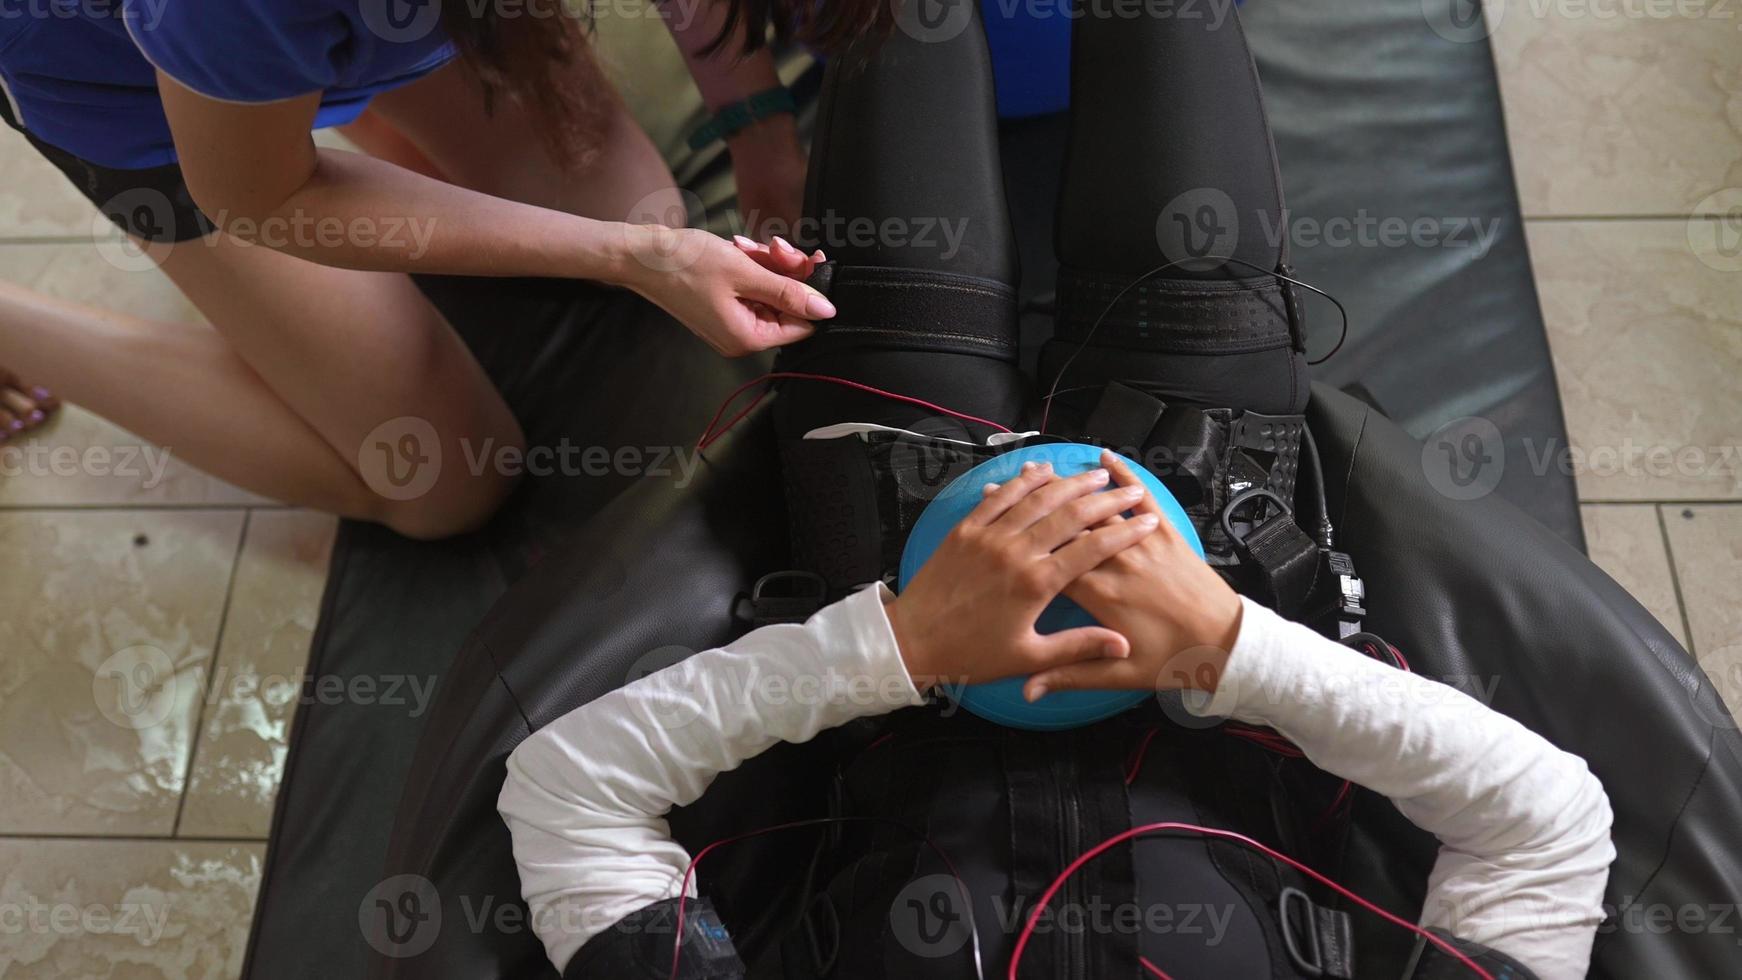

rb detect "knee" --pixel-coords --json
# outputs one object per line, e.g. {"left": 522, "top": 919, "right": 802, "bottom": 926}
{"left": 368, "top": 466, "right": 521, "bottom": 541}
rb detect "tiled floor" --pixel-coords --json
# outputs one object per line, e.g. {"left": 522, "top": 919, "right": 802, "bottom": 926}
{"left": 1, "top": 5, "right": 1739, "bottom": 978}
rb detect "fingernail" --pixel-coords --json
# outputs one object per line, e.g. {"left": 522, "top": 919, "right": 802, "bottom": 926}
{"left": 1021, "top": 461, "right": 1037, "bottom": 473}
{"left": 1137, "top": 514, "right": 1161, "bottom": 527}
{"left": 31, "top": 386, "right": 51, "bottom": 400}
{"left": 805, "top": 293, "right": 837, "bottom": 319}
{"left": 812, "top": 249, "right": 827, "bottom": 263}
{"left": 774, "top": 237, "right": 798, "bottom": 254}
{"left": 1037, "top": 462, "right": 1053, "bottom": 474}
{"left": 1119, "top": 485, "right": 1145, "bottom": 498}
{"left": 1090, "top": 468, "right": 1109, "bottom": 482}
{"left": 28, "top": 410, "right": 44, "bottom": 424}
{"left": 8, "top": 419, "right": 22, "bottom": 432}
{"left": 983, "top": 482, "right": 1000, "bottom": 494}
{"left": 1027, "top": 684, "right": 1047, "bottom": 702}
{"left": 732, "top": 235, "right": 756, "bottom": 249}
{"left": 1105, "top": 641, "right": 1125, "bottom": 657}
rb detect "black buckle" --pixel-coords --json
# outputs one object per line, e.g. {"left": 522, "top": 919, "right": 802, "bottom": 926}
{"left": 1220, "top": 486, "right": 1292, "bottom": 544}
{"left": 1278, "top": 886, "right": 1355, "bottom": 980}
{"left": 736, "top": 570, "right": 828, "bottom": 627}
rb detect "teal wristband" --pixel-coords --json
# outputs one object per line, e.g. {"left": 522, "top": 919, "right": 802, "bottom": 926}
{"left": 687, "top": 86, "right": 797, "bottom": 151}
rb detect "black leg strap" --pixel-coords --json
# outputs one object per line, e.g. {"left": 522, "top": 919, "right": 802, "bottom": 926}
{"left": 1055, "top": 266, "right": 1300, "bottom": 356}
{"left": 803, "top": 262, "right": 1020, "bottom": 361}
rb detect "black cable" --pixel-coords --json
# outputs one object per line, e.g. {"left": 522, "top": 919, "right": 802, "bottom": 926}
{"left": 1301, "top": 424, "right": 1334, "bottom": 549}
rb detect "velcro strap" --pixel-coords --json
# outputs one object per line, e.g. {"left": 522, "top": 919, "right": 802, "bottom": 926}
{"left": 1084, "top": 381, "right": 1168, "bottom": 455}
{"left": 565, "top": 897, "right": 744, "bottom": 979}
{"left": 809, "top": 264, "right": 1019, "bottom": 360}
{"left": 1236, "top": 512, "right": 1321, "bottom": 616}
{"left": 1055, "top": 266, "right": 1295, "bottom": 355}
{"left": 1148, "top": 405, "right": 1227, "bottom": 508}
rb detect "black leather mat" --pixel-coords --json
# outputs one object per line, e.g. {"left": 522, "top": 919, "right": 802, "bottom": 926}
{"left": 243, "top": 3, "right": 1579, "bottom": 976}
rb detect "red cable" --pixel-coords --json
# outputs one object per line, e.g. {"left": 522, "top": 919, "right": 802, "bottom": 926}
{"left": 696, "top": 371, "right": 1016, "bottom": 451}
{"left": 1139, "top": 955, "right": 1175, "bottom": 979}
{"left": 1006, "top": 821, "right": 1496, "bottom": 980}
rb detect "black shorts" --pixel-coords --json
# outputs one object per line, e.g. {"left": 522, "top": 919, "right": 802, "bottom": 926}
{"left": 1, "top": 97, "right": 213, "bottom": 244}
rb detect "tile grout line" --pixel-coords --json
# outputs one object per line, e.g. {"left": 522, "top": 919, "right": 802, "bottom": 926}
{"left": 1654, "top": 504, "right": 1700, "bottom": 659}
{"left": 1522, "top": 213, "right": 1726, "bottom": 223}
{"left": 0, "top": 503, "right": 281, "bottom": 512}
{"left": 171, "top": 508, "right": 254, "bottom": 838}
{"left": 0, "top": 832, "right": 268, "bottom": 844}
{"left": 1581, "top": 499, "right": 1742, "bottom": 507}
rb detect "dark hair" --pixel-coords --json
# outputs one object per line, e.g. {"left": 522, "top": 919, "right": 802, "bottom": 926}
{"left": 440, "top": 0, "right": 893, "bottom": 162}
{"left": 701, "top": 0, "right": 896, "bottom": 57}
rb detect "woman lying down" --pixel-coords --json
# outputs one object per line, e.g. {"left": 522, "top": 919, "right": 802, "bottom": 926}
{"left": 498, "top": 454, "right": 1614, "bottom": 980}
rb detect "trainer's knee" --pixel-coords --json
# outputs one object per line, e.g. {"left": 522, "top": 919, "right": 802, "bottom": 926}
{"left": 354, "top": 463, "right": 522, "bottom": 542}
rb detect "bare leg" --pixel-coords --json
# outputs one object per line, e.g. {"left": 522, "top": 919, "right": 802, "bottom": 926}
{"left": 366, "top": 56, "right": 684, "bottom": 224}
{"left": 336, "top": 108, "right": 450, "bottom": 182}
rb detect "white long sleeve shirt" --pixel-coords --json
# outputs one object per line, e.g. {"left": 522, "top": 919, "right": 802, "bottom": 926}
{"left": 498, "top": 587, "right": 1614, "bottom": 978}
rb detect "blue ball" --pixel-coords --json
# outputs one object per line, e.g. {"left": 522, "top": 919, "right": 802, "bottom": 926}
{"left": 897, "top": 443, "right": 1203, "bottom": 731}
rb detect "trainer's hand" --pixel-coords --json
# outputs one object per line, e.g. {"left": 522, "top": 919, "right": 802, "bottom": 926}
{"left": 732, "top": 234, "right": 826, "bottom": 280}
{"left": 1023, "top": 451, "right": 1244, "bottom": 703}
{"left": 620, "top": 225, "right": 836, "bottom": 356}
{"left": 884, "top": 460, "right": 1163, "bottom": 690}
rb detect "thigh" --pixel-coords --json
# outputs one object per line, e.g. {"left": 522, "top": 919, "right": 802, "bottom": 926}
{"left": 153, "top": 233, "right": 524, "bottom": 522}
{"left": 364, "top": 57, "right": 678, "bottom": 222}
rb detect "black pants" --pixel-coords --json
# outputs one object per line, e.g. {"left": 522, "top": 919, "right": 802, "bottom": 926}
{"left": 773, "top": 1, "right": 1307, "bottom": 441}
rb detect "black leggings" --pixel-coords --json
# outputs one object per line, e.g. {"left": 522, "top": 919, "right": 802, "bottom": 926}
{"left": 772, "top": 1, "right": 1306, "bottom": 441}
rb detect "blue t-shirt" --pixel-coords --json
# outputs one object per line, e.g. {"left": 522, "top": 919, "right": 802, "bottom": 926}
{"left": 0, "top": 0, "right": 454, "bottom": 168}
